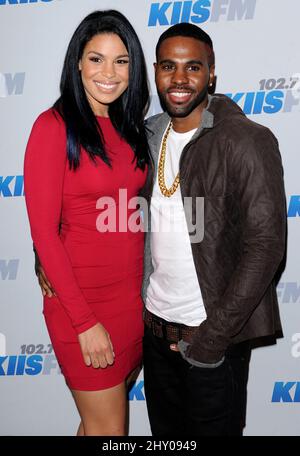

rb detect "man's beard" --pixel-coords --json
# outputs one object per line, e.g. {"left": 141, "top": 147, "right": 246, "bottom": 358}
{"left": 157, "top": 84, "right": 209, "bottom": 118}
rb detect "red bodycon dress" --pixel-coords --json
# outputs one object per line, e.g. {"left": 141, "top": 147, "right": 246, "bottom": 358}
{"left": 24, "top": 109, "right": 146, "bottom": 390}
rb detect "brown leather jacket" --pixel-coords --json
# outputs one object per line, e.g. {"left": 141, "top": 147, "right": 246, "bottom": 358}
{"left": 141, "top": 94, "right": 286, "bottom": 364}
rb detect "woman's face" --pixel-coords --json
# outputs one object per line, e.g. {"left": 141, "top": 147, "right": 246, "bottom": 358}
{"left": 79, "top": 33, "right": 129, "bottom": 117}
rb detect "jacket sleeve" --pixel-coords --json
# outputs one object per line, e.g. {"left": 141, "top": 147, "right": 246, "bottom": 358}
{"left": 24, "top": 110, "right": 99, "bottom": 335}
{"left": 185, "top": 127, "right": 286, "bottom": 364}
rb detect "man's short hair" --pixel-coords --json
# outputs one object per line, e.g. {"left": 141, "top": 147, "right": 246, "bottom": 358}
{"left": 156, "top": 23, "right": 215, "bottom": 66}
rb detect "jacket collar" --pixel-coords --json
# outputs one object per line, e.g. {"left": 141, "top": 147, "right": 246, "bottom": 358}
{"left": 146, "top": 93, "right": 245, "bottom": 160}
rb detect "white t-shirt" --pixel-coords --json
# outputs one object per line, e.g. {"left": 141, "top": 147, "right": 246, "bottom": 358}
{"left": 146, "top": 125, "right": 207, "bottom": 326}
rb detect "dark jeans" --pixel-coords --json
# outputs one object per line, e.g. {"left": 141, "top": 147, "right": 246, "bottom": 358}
{"left": 143, "top": 325, "right": 251, "bottom": 436}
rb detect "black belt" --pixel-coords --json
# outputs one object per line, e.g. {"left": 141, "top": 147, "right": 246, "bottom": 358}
{"left": 144, "top": 308, "right": 198, "bottom": 343}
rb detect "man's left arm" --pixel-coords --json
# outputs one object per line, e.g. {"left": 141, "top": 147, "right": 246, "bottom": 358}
{"left": 180, "top": 128, "right": 286, "bottom": 365}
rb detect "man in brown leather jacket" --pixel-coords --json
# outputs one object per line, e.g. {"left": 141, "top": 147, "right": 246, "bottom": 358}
{"left": 141, "top": 23, "right": 286, "bottom": 436}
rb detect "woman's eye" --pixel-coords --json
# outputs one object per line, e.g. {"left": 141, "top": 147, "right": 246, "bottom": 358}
{"left": 116, "top": 59, "right": 129, "bottom": 64}
{"left": 89, "top": 57, "right": 102, "bottom": 63}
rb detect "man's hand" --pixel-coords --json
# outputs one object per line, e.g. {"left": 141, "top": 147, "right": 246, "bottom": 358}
{"left": 37, "top": 266, "right": 56, "bottom": 297}
{"left": 170, "top": 332, "right": 194, "bottom": 352}
{"left": 78, "top": 323, "right": 115, "bottom": 369}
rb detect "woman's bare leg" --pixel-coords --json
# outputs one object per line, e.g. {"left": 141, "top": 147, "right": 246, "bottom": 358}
{"left": 76, "top": 421, "right": 85, "bottom": 436}
{"left": 71, "top": 382, "right": 127, "bottom": 436}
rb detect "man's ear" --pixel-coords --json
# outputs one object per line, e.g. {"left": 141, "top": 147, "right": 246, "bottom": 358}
{"left": 209, "top": 64, "right": 215, "bottom": 85}
{"left": 153, "top": 62, "right": 157, "bottom": 72}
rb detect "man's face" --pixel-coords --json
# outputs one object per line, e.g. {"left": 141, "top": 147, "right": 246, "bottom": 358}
{"left": 155, "top": 36, "right": 214, "bottom": 119}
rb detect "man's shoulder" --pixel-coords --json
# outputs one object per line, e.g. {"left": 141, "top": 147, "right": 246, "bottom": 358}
{"left": 214, "top": 103, "right": 278, "bottom": 147}
{"left": 230, "top": 115, "right": 278, "bottom": 145}
{"left": 145, "top": 112, "right": 169, "bottom": 130}
{"left": 212, "top": 94, "right": 277, "bottom": 143}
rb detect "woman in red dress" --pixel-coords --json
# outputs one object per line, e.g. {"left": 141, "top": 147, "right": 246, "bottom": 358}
{"left": 24, "top": 10, "right": 150, "bottom": 436}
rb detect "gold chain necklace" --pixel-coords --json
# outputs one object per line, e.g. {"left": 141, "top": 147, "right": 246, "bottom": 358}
{"left": 158, "top": 121, "right": 180, "bottom": 197}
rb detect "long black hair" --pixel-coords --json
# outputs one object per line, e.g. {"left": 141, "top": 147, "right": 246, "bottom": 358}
{"left": 53, "top": 10, "right": 150, "bottom": 170}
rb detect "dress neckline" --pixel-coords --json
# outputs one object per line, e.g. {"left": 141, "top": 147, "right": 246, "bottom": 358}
{"left": 96, "top": 115, "right": 111, "bottom": 120}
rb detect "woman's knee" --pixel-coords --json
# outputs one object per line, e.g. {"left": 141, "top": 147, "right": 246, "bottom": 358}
{"left": 71, "top": 383, "right": 127, "bottom": 436}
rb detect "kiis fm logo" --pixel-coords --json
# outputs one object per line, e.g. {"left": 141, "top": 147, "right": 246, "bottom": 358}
{"left": 277, "top": 283, "right": 300, "bottom": 305}
{"left": 128, "top": 381, "right": 146, "bottom": 401}
{"left": 0, "top": 0, "right": 53, "bottom": 5}
{"left": 226, "top": 75, "right": 300, "bottom": 115}
{"left": 287, "top": 196, "right": 300, "bottom": 217}
{"left": 0, "top": 176, "right": 24, "bottom": 197}
{"left": 0, "top": 260, "right": 19, "bottom": 280}
{"left": 0, "top": 341, "right": 60, "bottom": 376}
{"left": 0, "top": 73, "right": 25, "bottom": 97}
{"left": 148, "top": 0, "right": 256, "bottom": 26}
{"left": 271, "top": 335, "right": 300, "bottom": 403}
{"left": 0, "top": 354, "right": 60, "bottom": 375}
{"left": 272, "top": 383, "right": 300, "bottom": 402}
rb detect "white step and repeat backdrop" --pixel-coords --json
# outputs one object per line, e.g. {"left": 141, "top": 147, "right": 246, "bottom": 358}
{"left": 1, "top": 0, "right": 300, "bottom": 436}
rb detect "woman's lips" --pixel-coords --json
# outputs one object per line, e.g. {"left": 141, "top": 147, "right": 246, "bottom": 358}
{"left": 94, "top": 81, "right": 119, "bottom": 92}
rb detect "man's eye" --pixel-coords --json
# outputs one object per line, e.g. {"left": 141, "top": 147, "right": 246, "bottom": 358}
{"left": 187, "top": 65, "right": 200, "bottom": 71}
{"left": 162, "top": 64, "right": 174, "bottom": 71}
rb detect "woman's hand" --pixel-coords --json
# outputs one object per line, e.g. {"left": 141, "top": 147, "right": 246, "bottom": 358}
{"left": 37, "top": 266, "right": 56, "bottom": 297}
{"left": 78, "top": 323, "right": 115, "bottom": 369}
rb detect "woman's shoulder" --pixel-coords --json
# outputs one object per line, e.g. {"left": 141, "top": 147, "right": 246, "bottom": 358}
{"left": 29, "top": 108, "right": 66, "bottom": 150}
{"left": 33, "top": 108, "right": 64, "bottom": 129}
